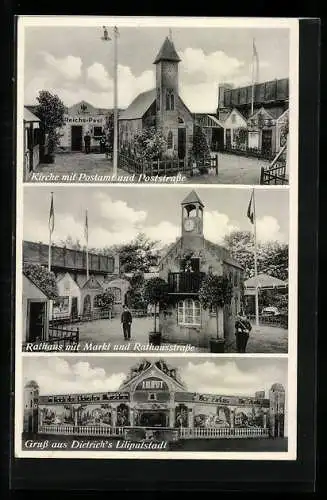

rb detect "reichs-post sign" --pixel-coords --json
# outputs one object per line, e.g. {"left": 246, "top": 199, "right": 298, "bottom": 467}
{"left": 64, "top": 115, "right": 105, "bottom": 125}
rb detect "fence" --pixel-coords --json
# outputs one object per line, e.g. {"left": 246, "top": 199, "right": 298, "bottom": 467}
{"left": 248, "top": 314, "right": 288, "bottom": 329}
{"left": 260, "top": 162, "right": 288, "bottom": 185}
{"left": 48, "top": 325, "right": 79, "bottom": 347}
{"left": 179, "top": 427, "right": 269, "bottom": 439}
{"left": 50, "top": 309, "right": 112, "bottom": 326}
{"left": 119, "top": 152, "right": 218, "bottom": 177}
{"left": 222, "top": 145, "right": 274, "bottom": 161}
{"left": 38, "top": 424, "right": 124, "bottom": 437}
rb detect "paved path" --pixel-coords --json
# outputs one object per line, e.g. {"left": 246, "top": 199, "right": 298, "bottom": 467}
{"left": 67, "top": 317, "right": 287, "bottom": 353}
{"left": 26, "top": 152, "right": 270, "bottom": 185}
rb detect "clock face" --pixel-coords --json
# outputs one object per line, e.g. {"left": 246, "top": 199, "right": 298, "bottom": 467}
{"left": 184, "top": 218, "right": 195, "bottom": 232}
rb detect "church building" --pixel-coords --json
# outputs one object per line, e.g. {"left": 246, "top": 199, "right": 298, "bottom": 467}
{"left": 119, "top": 36, "right": 194, "bottom": 162}
{"left": 158, "top": 191, "right": 243, "bottom": 350}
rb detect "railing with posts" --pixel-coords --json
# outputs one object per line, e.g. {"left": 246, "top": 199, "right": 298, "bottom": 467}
{"left": 248, "top": 314, "right": 288, "bottom": 329}
{"left": 119, "top": 152, "right": 189, "bottom": 176}
{"left": 168, "top": 272, "right": 206, "bottom": 293}
{"left": 48, "top": 325, "right": 79, "bottom": 346}
{"left": 260, "top": 143, "right": 288, "bottom": 185}
{"left": 38, "top": 425, "right": 124, "bottom": 437}
{"left": 179, "top": 427, "right": 270, "bottom": 439}
{"left": 50, "top": 309, "right": 112, "bottom": 326}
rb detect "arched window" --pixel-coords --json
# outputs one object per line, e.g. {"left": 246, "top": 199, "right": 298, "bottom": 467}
{"left": 166, "top": 89, "right": 174, "bottom": 111}
{"left": 167, "top": 130, "right": 173, "bottom": 149}
{"left": 156, "top": 88, "right": 160, "bottom": 111}
{"left": 178, "top": 299, "right": 201, "bottom": 326}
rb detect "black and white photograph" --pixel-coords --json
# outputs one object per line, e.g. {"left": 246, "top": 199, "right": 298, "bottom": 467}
{"left": 19, "top": 356, "right": 289, "bottom": 457}
{"left": 18, "top": 17, "right": 297, "bottom": 185}
{"left": 21, "top": 186, "right": 289, "bottom": 354}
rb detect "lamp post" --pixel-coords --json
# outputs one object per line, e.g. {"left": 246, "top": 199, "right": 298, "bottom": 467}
{"left": 101, "top": 26, "right": 119, "bottom": 176}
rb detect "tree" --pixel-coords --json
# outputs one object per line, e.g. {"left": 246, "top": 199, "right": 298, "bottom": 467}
{"left": 35, "top": 90, "right": 65, "bottom": 154}
{"left": 106, "top": 233, "right": 161, "bottom": 274}
{"left": 95, "top": 290, "right": 115, "bottom": 310}
{"left": 198, "top": 275, "right": 233, "bottom": 339}
{"left": 124, "top": 271, "right": 147, "bottom": 310}
{"left": 191, "top": 125, "right": 211, "bottom": 165}
{"left": 59, "top": 236, "right": 84, "bottom": 251}
{"left": 143, "top": 277, "right": 169, "bottom": 333}
{"left": 104, "top": 112, "right": 114, "bottom": 152}
{"left": 134, "top": 127, "right": 167, "bottom": 161}
{"left": 23, "top": 263, "right": 58, "bottom": 299}
{"left": 223, "top": 230, "right": 289, "bottom": 281}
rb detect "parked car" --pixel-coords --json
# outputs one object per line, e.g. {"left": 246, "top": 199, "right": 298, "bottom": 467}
{"left": 261, "top": 306, "right": 280, "bottom": 317}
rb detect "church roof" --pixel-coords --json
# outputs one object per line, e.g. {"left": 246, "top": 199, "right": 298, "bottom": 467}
{"left": 119, "top": 89, "right": 156, "bottom": 120}
{"left": 181, "top": 190, "right": 204, "bottom": 207}
{"left": 153, "top": 37, "right": 181, "bottom": 64}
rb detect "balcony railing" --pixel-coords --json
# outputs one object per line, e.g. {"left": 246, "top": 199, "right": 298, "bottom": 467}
{"left": 168, "top": 272, "right": 206, "bottom": 293}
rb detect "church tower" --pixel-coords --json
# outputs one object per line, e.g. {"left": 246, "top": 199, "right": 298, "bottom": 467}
{"left": 23, "top": 380, "right": 39, "bottom": 433}
{"left": 181, "top": 190, "right": 205, "bottom": 252}
{"left": 153, "top": 35, "right": 181, "bottom": 130}
{"left": 269, "top": 383, "right": 285, "bottom": 438}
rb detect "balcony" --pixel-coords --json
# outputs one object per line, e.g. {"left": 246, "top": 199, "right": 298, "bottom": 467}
{"left": 167, "top": 272, "right": 206, "bottom": 293}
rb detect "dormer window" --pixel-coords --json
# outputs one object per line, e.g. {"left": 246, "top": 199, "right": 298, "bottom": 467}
{"left": 148, "top": 393, "right": 157, "bottom": 401}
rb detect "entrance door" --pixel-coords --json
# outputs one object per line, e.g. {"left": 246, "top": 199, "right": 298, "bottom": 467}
{"left": 83, "top": 295, "right": 91, "bottom": 316}
{"left": 139, "top": 411, "right": 167, "bottom": 427}
{"left": 225, "top": 129, "right": 232, "bottom": 148}
{"left": 261, "top": 129, "right": 272, "bottom": 157}
{"left": 71, "top": 126, "right": 83, "bottom": 151}
{"left": 28, "top": 302, "right": 46, "bottom": 342}
{"left": 212, "top": 128, "right": 224, "bottom": 151}
{"left": 71, "top": 297, "right": 78, "bottom": 320}
{"left": 178, "top": 128, "right": 186, "bottom": 159}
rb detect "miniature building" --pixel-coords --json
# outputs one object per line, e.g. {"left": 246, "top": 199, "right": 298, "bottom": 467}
{"left": 23, "top": 380, "right": 39, "bottom": 433}
{"left": 158, "top": 190, "right": 243, "bottom": 349}
{"left": 24, "top": 107, "right": 41, "bottom": 177}
{"left": 23, "top": 360, "right": 285, "bottom": 441}
{"left": 119, "top": 36, "right": 194, "bottom": 162}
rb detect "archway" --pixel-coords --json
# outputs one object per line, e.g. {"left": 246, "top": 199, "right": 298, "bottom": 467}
{"left": 83, "top": 295, "right": 91, "bottom": 316}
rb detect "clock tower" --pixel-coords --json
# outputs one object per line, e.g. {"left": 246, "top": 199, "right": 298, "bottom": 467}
{"left": 181, "top": 190, "right": 204, "bottom": 250}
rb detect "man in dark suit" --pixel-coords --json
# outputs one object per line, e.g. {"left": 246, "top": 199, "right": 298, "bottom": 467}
{"left": 235, "top": 312, "right": 252, "bottom": 353}
{"left": 84, "top": 131, "right": 91, "bottom": 154}
{"left": 121, "top": 305, "right": 132, "bottom": 340}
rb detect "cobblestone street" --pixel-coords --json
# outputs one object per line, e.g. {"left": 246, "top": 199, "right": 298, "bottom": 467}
{"left": 66, "top": 316, "right": 287, "bottom": 353}
{"left": 26, "top": 152, "right": 270, "bottom": 185}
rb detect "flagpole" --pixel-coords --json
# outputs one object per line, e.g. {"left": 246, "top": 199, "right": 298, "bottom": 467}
{"left": 113, "top": 26, "right": 118, "bottom": 177}
{"left": 251, "top": 39, "right": 255, "bottom": 116}
{"left": 85, "top": 209, "right": 89, "bottom": 281}
{"left": 252, "top": 188, "right": 259, "bottom": 327}
{"left": 48, "top": 192, "right": 53, "bottom": 272}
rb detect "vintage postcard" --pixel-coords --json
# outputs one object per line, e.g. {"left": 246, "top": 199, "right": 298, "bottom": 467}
{"left": 14, "top": 16, "right": 298, "bottom": 462}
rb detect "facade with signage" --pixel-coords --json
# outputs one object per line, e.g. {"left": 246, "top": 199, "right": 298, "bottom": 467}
{"left": 58, "top": 101, "right": 109, "bottom": 152}
{"left": 24, "top": 360, "right": 285, "bottom": 440}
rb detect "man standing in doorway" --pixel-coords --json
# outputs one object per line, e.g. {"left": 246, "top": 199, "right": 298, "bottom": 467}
{"left": 84, "top": 131, "right": 91, "bottom": 154}
{"left": 121, "top": 305, "right": 132, "bottom": 340}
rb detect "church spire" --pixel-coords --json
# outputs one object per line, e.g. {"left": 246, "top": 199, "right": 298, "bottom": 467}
{"left": 153, "top": 36, "right": 181, "bottom": 64}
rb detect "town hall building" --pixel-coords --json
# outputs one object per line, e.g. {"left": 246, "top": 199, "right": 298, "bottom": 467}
{"left": 158, "top": 191, "right": 243, "bottom": 350}
{"left": 119, "top": 36, "right": 194, "bottom": 162}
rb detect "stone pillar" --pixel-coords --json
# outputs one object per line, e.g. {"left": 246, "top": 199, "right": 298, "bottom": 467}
{"left": 188, "top": 407, "right": 194, "bottom": 428}
{"left": 263, "top": 410, "right": 267, "bottom": 429}
{"left": 74, "top": 409, "right": 78, "bottom": 426}
{"left": 39, "top": 409, "right": 43, "bottom": 427}
{"left": 129, "top": 409, "right": 134, "bottom": 427}
{"left": 111, "top": 407, "right": 117, "bottom": 427}
{"left": 169, "top": 407, "right": 175, "bottom": 428}
{"left": 218, "top": 308, "right": 224, "bottom": 339}
{"left": 230, "top": 408, "right": 235, "bottom": 429}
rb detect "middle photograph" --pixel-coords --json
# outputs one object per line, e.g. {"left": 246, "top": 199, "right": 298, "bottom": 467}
{"left": 21, "top": 186, "right": 289, "bottom": 354}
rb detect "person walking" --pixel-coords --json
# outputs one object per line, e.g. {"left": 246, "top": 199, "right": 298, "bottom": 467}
{"left": 99, "top": 134, "right": 106, "bottom": 154}
{"left": 235, "top": 312, "right": 252, "bottom": 353}
{"left": 121, "top": 305, "right": 132, "bottom": 340}
{"left": 84, "top": 131, "right": 91, "bottom": 154}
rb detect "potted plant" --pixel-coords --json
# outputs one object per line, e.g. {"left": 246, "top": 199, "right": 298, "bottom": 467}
{"left": 143, "top": 277, "right": 169, "bottom": 346}
{"left": 198, "top": 274, "right": 233, "bottom": 353}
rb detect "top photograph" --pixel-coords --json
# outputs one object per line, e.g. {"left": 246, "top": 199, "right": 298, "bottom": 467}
{"left": 18, "top": 18, "right": 297, "bottom": 185}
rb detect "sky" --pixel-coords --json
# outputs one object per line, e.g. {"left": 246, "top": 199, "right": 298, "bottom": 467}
{"left": 23, "top": 186, "right": 289, "bottom": 249}
{"left": 23, "top": 356, "right": 287, "bottom": 397}
{"left": 23, "top": 25, "right": 290, "bottom": 112}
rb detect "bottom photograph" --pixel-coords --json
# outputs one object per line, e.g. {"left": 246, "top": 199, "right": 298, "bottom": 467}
{"left": 19, "top": 356, "right": 288, "bottom": 456}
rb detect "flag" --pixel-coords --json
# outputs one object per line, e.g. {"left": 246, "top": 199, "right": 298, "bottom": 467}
{"left": 84, "top": 210, "right": 88, "bottom": 245}
{"left": 247, "top": 191, "right": 254, "bottom": 224}
{"left": 252, "top": 39, "right": 259, "bottom": 84}
{"left": 48, "top": 193, "right": 54, "bottom": 235}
